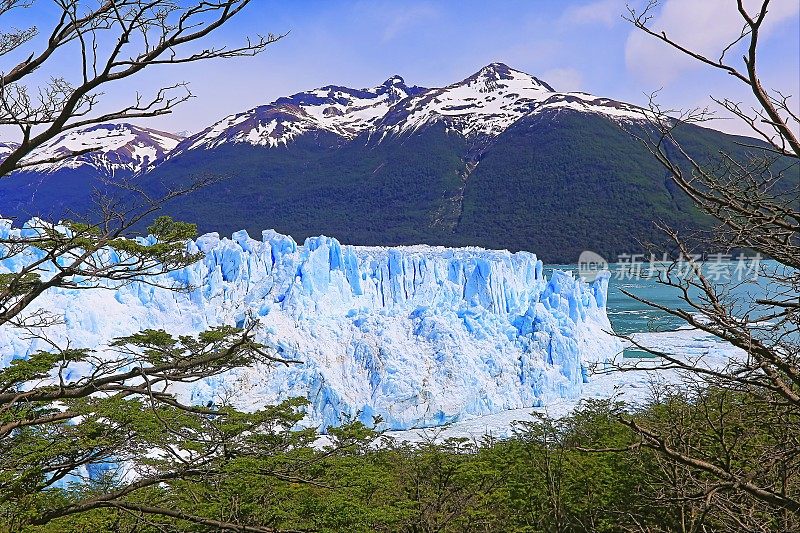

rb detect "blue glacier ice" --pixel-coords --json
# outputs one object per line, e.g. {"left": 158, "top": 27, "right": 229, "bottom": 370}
{"left": 0, "top": 221, "right": 621, "bottom": 431}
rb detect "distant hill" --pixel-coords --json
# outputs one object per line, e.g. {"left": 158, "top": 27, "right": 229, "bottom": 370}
{"left": 0, "top": 124, "right": 181, "bottom": 221}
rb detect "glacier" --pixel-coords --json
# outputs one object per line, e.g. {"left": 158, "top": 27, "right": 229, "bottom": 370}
{"left": 0, "top": 221, "right": 621, "bottom": 431}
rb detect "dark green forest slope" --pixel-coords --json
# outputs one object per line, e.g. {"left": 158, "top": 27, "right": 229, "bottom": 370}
{"left": 141, "top": 109, "right": 765, "bottom": 263}
{"left": 1, "top": 109, "right": 784, "bottom": 263}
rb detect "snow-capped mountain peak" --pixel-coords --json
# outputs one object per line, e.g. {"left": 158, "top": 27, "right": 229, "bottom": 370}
{"left": 370, "top": 75, "right": 413, "bottom": 103}
{"left": 157, "top": 63, "right": 649, "bottom": 159}
{"left": 375, "top": 62, "right": 646, "bottom": 140}
{"left": 464, "top": 62, "right": 554, "bottom": 93}
{"left": 374, "top": 63, "right": 555, "bottom": 138}
{"left": 377, "top": 74, "right": 405, "bottom": 86}
{"left": 170, "top": 75, "right": 428, "bottom": 156}
{"left": 17, "top": 123, "right": 183, "bottom": 176}
{"left": 0, "top": 142, "right": 19, "bottom": 160}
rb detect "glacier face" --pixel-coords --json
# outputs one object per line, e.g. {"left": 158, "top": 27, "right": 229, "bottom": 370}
{"left": 0, "top": 223, "right": 621, "bottom": 431}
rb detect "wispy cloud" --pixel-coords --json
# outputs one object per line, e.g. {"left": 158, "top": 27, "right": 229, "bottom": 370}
{"left": 560, "top": 0, "right": 625, "bottom": 27}
{"left": 625, "top": 0, "right": 800, "bottom": 85}
{"left": 361, "top": 2, "right": 440, "bottom": 43}
{"left": 541, "top": 67, "right": 584, "bottom": 92}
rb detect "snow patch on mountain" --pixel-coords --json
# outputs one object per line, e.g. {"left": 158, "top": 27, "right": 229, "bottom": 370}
{"left": 170, "top": 76, "right": 426, "bottom": 155}
{"left": 534, "top": 92, "right": 646, "bottom": 120}
{"left": 377, "top": 63, "right": 645, "bottom": 140}
{"left": 0, "top": 221, "right": 622, "bottom": 431}
{"left": 1, "top": 64, "right": 652, "bottom": 172}
{"left": 179, "top": 106, "right": 318, "bottom": 151}
{"left": 15, "top": 124, "right": 182, "bottom": 176}
{"left": 0, "top": 142, "right": 19, "bottom": 159}
{"left": 168, "top": 63, "right": 648, "bottom": 157}
{"left": 377, "top": 63, "right": 554, "bottom": 138}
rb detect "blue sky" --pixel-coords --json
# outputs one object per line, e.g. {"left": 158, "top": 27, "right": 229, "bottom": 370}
{"left": 4, "top": 0, "right": 800, "bottom": 137}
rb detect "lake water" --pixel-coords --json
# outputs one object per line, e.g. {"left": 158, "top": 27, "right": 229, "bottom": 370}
{"left": 545, "top": 259, "right": 781, "bottom": 336}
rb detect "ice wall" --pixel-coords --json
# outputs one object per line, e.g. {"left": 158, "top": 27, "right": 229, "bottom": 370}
{"left": 0, "top": 223, "right": 620, "bottom": 430}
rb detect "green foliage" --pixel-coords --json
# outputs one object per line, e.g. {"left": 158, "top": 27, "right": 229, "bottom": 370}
{"left": 108, "top": 217, "right": 200, "bottom": 270}
{"left": 109, "top": 325, "right": 259, "bottom": 369}
{"left": 0, "top": 272, "right": 42, "bottom": 296}
{"left": 13, "top": 388, "right": 795, "bottom": 533}
{"left": 0, "top": 324, "right": 309, "bottom": 531}
{"left": 146, "top": 216, "right": 197, "bottom": 243}
{"left": 0, "top": 349, "right": 87, "bottom": 390}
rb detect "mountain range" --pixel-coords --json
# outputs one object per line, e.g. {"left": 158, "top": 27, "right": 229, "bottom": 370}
{"left": 0, "top": 62, "right": 768, "bottom": 262}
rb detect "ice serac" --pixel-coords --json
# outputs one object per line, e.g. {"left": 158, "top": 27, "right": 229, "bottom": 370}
{"left": 0, "top": 223, "right": 621, "bottom": 431}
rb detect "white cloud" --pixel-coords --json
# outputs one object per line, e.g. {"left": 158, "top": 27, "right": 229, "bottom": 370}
{"left": 380, "top": 4, "right": 440, "bottom": 42}
{"left": 541, "top": 67, "right": 584, "bottom": 92}
{"left": 561, "top": 0, "right": 626, "bottom": 27}
{"left": 624, "top": 0, "right": 799, "bottom": 85}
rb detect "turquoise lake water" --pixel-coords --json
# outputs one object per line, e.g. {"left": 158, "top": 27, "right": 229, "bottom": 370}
{"left": 545, "top": 260, "right": 782, "bottom": 336}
